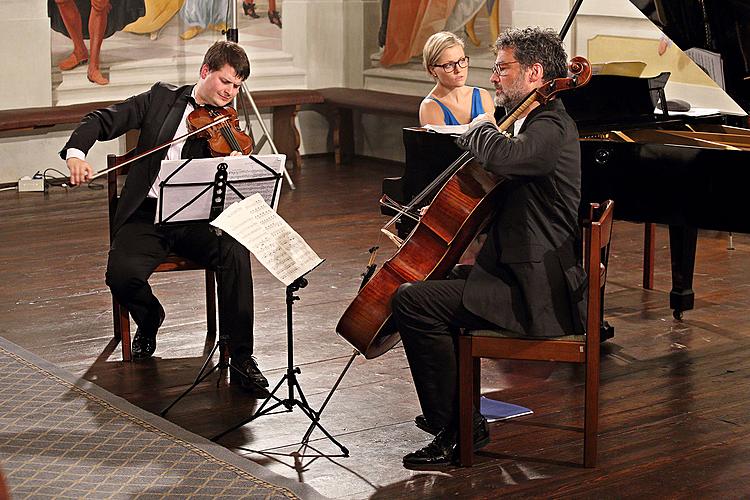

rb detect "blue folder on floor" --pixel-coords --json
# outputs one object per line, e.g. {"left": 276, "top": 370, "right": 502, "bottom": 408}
{"left": 480, "top": 396, "right": 533, "bottom": 422}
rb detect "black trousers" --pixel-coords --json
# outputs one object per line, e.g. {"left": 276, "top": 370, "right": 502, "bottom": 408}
{"left": 391, "top": 279, "right": 497, "bottom": 431}
{"left": 105, "top": 199, "right": 254, "bottom": 360}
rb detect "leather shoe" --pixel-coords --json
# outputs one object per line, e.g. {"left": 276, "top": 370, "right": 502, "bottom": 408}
{"left": 414, "top": 414, "right": 440, "bottom": 436}
{"left": 131, "top": 305, "right": 165, "bottom": 360}
{"left": 232, "top": 356, "right": 269, "bottom": 396}
{"left": 403, "top": 414, "right": 489, "bottom": 467}
{"left": 403, "top": 429, "right": 456, "bottom": 466}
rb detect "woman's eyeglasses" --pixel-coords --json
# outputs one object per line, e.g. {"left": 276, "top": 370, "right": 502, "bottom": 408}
{"left": 432, "top": 56, "right": 470, "bottom": 73}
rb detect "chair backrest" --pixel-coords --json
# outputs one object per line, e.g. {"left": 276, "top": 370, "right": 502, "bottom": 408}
{"left": 582, "top": 200, "right": 614, "bottom": 340}
{"left": 106, "top": 150, "right": 137, "bottom": 240}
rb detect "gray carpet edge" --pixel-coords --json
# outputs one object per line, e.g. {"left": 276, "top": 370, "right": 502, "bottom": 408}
{"left": 0, "top": 335, "right": 327, "bottom": 500}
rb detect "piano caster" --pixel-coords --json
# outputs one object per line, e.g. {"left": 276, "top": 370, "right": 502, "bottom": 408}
{"left": 673, "top": 309, "right": 683, "bottom": 320}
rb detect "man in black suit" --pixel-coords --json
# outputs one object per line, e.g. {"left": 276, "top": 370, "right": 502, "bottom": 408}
{"left": 392, "top": 27, "right": 587, "bottom": 466}
{"left": 62, "top": 40, "right": 269, "bottom": 395}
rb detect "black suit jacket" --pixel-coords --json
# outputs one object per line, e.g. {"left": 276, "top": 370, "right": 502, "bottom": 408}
{"left": 60, "top": 82, "right": 204, "bottom": 233}
{"left": 455, "top": 99, "right": 587, "bottom": 336}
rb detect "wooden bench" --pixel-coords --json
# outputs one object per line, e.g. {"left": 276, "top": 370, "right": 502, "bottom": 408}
{"left": 0, "top": 89, "right": 324, "bottom": 169}
{"left": 316, "top": 88, "right": 422, "bottom": 165}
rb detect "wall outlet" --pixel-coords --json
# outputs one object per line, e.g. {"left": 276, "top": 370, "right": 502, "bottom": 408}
{"left": 18, "top": 177, "right": 45, "bottom": 192}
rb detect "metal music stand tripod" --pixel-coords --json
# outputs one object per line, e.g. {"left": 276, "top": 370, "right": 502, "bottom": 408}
{"left": 213, "top": 270, "right": 349, "bottom": 458}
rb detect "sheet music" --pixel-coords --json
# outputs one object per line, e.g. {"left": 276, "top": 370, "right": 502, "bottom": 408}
{"left": 154, "top": 154, "right": 284, "bottom": 224}
{"left": 685, "top": 47, "right": 725, "bottom": 90}
{"left": 210, "top": 193, "right": 324, "bottom": 286}
{"left": 423, "top": 124, "right": 469, "bottom": 135}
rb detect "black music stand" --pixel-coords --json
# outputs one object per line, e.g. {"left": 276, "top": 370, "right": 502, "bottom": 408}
{"left": 212, "top": 264, "right": 349, "bottom": 459}
{"left": 158, "top": 156, "right": 282, "bottom": 416}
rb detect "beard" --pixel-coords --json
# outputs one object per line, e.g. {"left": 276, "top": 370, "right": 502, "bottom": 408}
{"left": 493, "top": 75, "right": 528, "bottom": 110}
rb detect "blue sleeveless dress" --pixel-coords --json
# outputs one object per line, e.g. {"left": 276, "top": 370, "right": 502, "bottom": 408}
{"left": 427, "top": 87, "right": 485, "bottom": 125}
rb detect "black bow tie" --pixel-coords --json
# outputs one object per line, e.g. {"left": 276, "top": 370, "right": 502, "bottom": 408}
{"left": 187, "top": 96, "right": 224, "bottom": 112}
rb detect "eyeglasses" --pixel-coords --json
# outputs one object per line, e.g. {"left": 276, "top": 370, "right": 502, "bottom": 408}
{"left": 432, "top": 56, "right": 470, "bottom": 73}
{"left": 492, "top": 60, "right": 520, "bottom": 76}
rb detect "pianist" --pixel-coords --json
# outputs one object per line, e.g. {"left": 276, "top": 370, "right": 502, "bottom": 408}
{"left": 392, "top": 26, "right": 588, "bottom": 467}
{"left": 419, "top": 31, "right": 495, "bottom": 127}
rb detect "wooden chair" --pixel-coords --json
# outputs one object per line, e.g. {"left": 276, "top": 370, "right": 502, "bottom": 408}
{"left": 106, "top": 152, "right": 217, "bottom": 361}
{"left": 457, "top": 200, "right": 614, "bottom": 468}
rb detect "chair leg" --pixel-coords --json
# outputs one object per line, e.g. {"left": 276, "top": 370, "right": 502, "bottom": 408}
{"left": 583, "top": 351, "right": 600, "bottom": 467}
{"left": 473, "top": 357, "right": 481, "bottom": 409}
{"left": 113, "top": 296, "right": 132, "bottom": 362}
{"left": 112, "top": 295, "right": 121, "bottom": 340}
{"left": 458, "top": 336, "right": 474, "bottom": 466}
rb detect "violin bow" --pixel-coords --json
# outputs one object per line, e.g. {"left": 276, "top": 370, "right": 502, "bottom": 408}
{"left": 86, "top": 114, "right": 232, "bottom": 182}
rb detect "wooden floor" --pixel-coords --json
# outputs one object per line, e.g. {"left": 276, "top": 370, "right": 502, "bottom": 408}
{"left": 2, "top": 155, "right": 750, "bottom": 499}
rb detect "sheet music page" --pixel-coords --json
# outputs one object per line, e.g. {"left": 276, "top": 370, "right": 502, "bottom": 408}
{"left": 210, "top": 193, "right": 323, "bottom": 286}
{"left": 685, "top": 48, "right": 725, "bottom": 90}
{"left": 154, "top": 154, "right": 285, "bottom": 224}
{"left": 423, "top": 124, "right": 469, "bottom": 134}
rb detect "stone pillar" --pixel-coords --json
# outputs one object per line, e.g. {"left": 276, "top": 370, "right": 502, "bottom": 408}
{"left": 0, "top": 1, "right": 52, "bottom": 109}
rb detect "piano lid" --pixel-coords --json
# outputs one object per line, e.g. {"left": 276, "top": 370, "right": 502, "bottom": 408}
{"left": 562, "top": 0, "right": 747, "bottom": 117}
{"left": 629, "top": 0, "right": 750, "bottom": 113}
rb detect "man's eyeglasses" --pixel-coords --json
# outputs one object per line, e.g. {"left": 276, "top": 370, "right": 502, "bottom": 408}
{"left": 432, "top": 56, "right": 470, "bottom": 73}
{"left": 492, "top": 60, "right": 520, "bottom": 76}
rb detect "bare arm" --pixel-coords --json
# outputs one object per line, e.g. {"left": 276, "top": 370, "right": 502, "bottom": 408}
{"left": 419, "top": 99, "right": 445, "bottom": 126}
{"left": 479, "top": 88, "right": 496, "bottom": 125}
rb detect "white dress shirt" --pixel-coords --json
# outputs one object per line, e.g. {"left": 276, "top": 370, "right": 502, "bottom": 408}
{"left": 65, "top": 87, "right": 198, "bottom": 198}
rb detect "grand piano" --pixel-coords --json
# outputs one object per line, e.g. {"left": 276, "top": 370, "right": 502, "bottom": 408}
{"left": 383, "top": 68, "right": 750, "bottom": 322}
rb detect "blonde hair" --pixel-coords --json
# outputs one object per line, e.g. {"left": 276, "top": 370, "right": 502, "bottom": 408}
{"left": 422, "top": 31, "right": 465, "bottom": 76}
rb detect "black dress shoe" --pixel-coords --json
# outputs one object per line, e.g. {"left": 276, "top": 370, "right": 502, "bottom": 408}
{"left": 403, "top": 429, "right": 456, "bottom": 466}
{"left": 232, "top": 356, "right": 270, "bottom": 396}
{"left": 403, "top": 414, "right": 490, "bottom": 467}
{"left": 414, "top": 414, "right": 440, "bottom": 436}
{"left": 131, "top": 305, "right": 165, "bottom": 360}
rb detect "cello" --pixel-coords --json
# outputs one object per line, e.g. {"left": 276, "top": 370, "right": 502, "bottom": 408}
{"left": 336, "top": 56, "right": 592, "bottom": 359}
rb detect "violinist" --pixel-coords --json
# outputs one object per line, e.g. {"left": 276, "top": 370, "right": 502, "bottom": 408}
{"left": 392, "top": 27, "right": 588, "bottom": 467}
{"left": 60, "top": 40, "right": 269, "bottom": 395}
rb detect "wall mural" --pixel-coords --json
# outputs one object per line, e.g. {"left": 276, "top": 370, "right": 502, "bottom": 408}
{"left": 379, "top": 0, "right": 501, "bottom": 67}
{"left": 49, "top": 0, "right": 282, "bottom": 88}
{"left": 49, "top": 0, "right": 146, "bottom": 85}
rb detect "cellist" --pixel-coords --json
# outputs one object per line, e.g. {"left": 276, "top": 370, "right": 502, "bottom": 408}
{"left": 60, "top": 41, "right": 269, "bottom": 395}
{"left": 392, "top": 27, "right": 588, "bottom": 467}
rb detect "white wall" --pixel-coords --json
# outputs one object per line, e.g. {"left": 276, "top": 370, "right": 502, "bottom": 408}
{"left": 0, "top": 1, "right": 52, "bottom": 109}
{"left": 283, "top": 0, "right": 379, "bottom": 88}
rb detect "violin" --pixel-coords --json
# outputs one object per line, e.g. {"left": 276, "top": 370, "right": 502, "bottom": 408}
{"left": 187, "top": 106, "right": 253, "bottom": 156}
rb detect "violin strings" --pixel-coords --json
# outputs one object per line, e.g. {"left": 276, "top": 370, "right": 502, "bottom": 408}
{"left": 210, "top": 109, "right": 244, "bottom": 153}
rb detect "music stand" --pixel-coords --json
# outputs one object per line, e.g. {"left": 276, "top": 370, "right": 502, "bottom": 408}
{"left": 158, "top": 155, "right": 283, "bottom": 416}
{"left": 205, "top": 196, "right": 347, "bottom": 459}
{"left": 212, "top": 268, "right": 349, "bottom": 459}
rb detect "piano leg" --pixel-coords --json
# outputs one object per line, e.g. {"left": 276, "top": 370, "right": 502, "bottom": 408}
{"left": 668, "top": 225, "right": 697, "bottom": 320}
{"left": 643, "top": 223, "right": 655, "bottom": 289}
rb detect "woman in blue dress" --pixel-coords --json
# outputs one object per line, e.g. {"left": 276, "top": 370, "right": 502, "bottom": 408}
{"left": 420, "top": 31, "right": 495, "bottom": 126}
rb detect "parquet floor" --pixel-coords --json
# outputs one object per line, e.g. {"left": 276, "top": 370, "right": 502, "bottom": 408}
{"left": 1, "top": 156, "right": 749, "bottom": 498}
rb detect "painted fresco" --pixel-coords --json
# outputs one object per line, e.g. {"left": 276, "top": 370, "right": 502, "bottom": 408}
{"left": 49, "top": 0, "right": 283, "bottom": 88}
